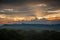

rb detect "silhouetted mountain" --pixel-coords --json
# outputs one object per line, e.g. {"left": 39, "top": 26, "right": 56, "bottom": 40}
{"left": 0, "top": 24, "right": 60, "bottom": 31}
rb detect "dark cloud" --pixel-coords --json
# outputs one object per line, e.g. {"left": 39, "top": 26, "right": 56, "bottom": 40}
{"left": 0, "top": 0, "right": 60, "bottom": 4}
{"left": 0, "top": 0, "right": 39, "bottom": 4}
{"left": 0, "top": 0, "right": 60, "bottom": 9}
{"left": 0, "top": 0, "right": 60, "bottom": 3}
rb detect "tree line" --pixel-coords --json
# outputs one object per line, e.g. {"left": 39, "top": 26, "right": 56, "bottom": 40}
{"left": 0, "top": 29, "right": 60, "bottom": 40}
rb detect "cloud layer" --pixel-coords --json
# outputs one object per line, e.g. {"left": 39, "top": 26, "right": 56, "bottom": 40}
{"left": 0, "top": 0, "right": 60, "bottom": 24}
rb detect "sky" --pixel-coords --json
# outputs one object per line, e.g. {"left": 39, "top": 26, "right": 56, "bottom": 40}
{"left": 0, "top": 0, "right": 60, "bottom": 24}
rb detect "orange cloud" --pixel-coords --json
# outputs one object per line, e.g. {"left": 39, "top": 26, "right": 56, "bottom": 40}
{"left": 44, "top": 13, "right": 60, "bottom": 20}
{"left": 46, "top": 17, "right": 60, "bottom": 20}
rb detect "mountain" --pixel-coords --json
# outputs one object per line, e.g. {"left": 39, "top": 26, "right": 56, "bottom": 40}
{"left": 0, "top": 24, "right": 60, "bottom": 31}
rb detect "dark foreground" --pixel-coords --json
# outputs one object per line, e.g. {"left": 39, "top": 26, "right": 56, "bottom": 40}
{"left": 0, "top": 29, "right": 60, "bottom": 40}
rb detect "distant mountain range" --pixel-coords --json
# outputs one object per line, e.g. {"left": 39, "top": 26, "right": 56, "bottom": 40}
{"left": 0, "top": 24, "right": 60, "bottom": 31}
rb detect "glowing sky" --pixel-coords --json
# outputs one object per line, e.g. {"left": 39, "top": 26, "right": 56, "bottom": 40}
{"left": 0, "top": 0, "right": 60, "bottom": 24}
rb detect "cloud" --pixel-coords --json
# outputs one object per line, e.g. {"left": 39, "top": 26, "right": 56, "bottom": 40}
{"left": 0, "top": 1, "right": 60, "bottom": 24}
{"left": 0, "top": 0, "right": 60, "bottom": 11}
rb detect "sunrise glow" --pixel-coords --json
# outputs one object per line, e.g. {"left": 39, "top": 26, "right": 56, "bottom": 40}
{"left": 0, "top": 3, "right": 60, "bottom": 24}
